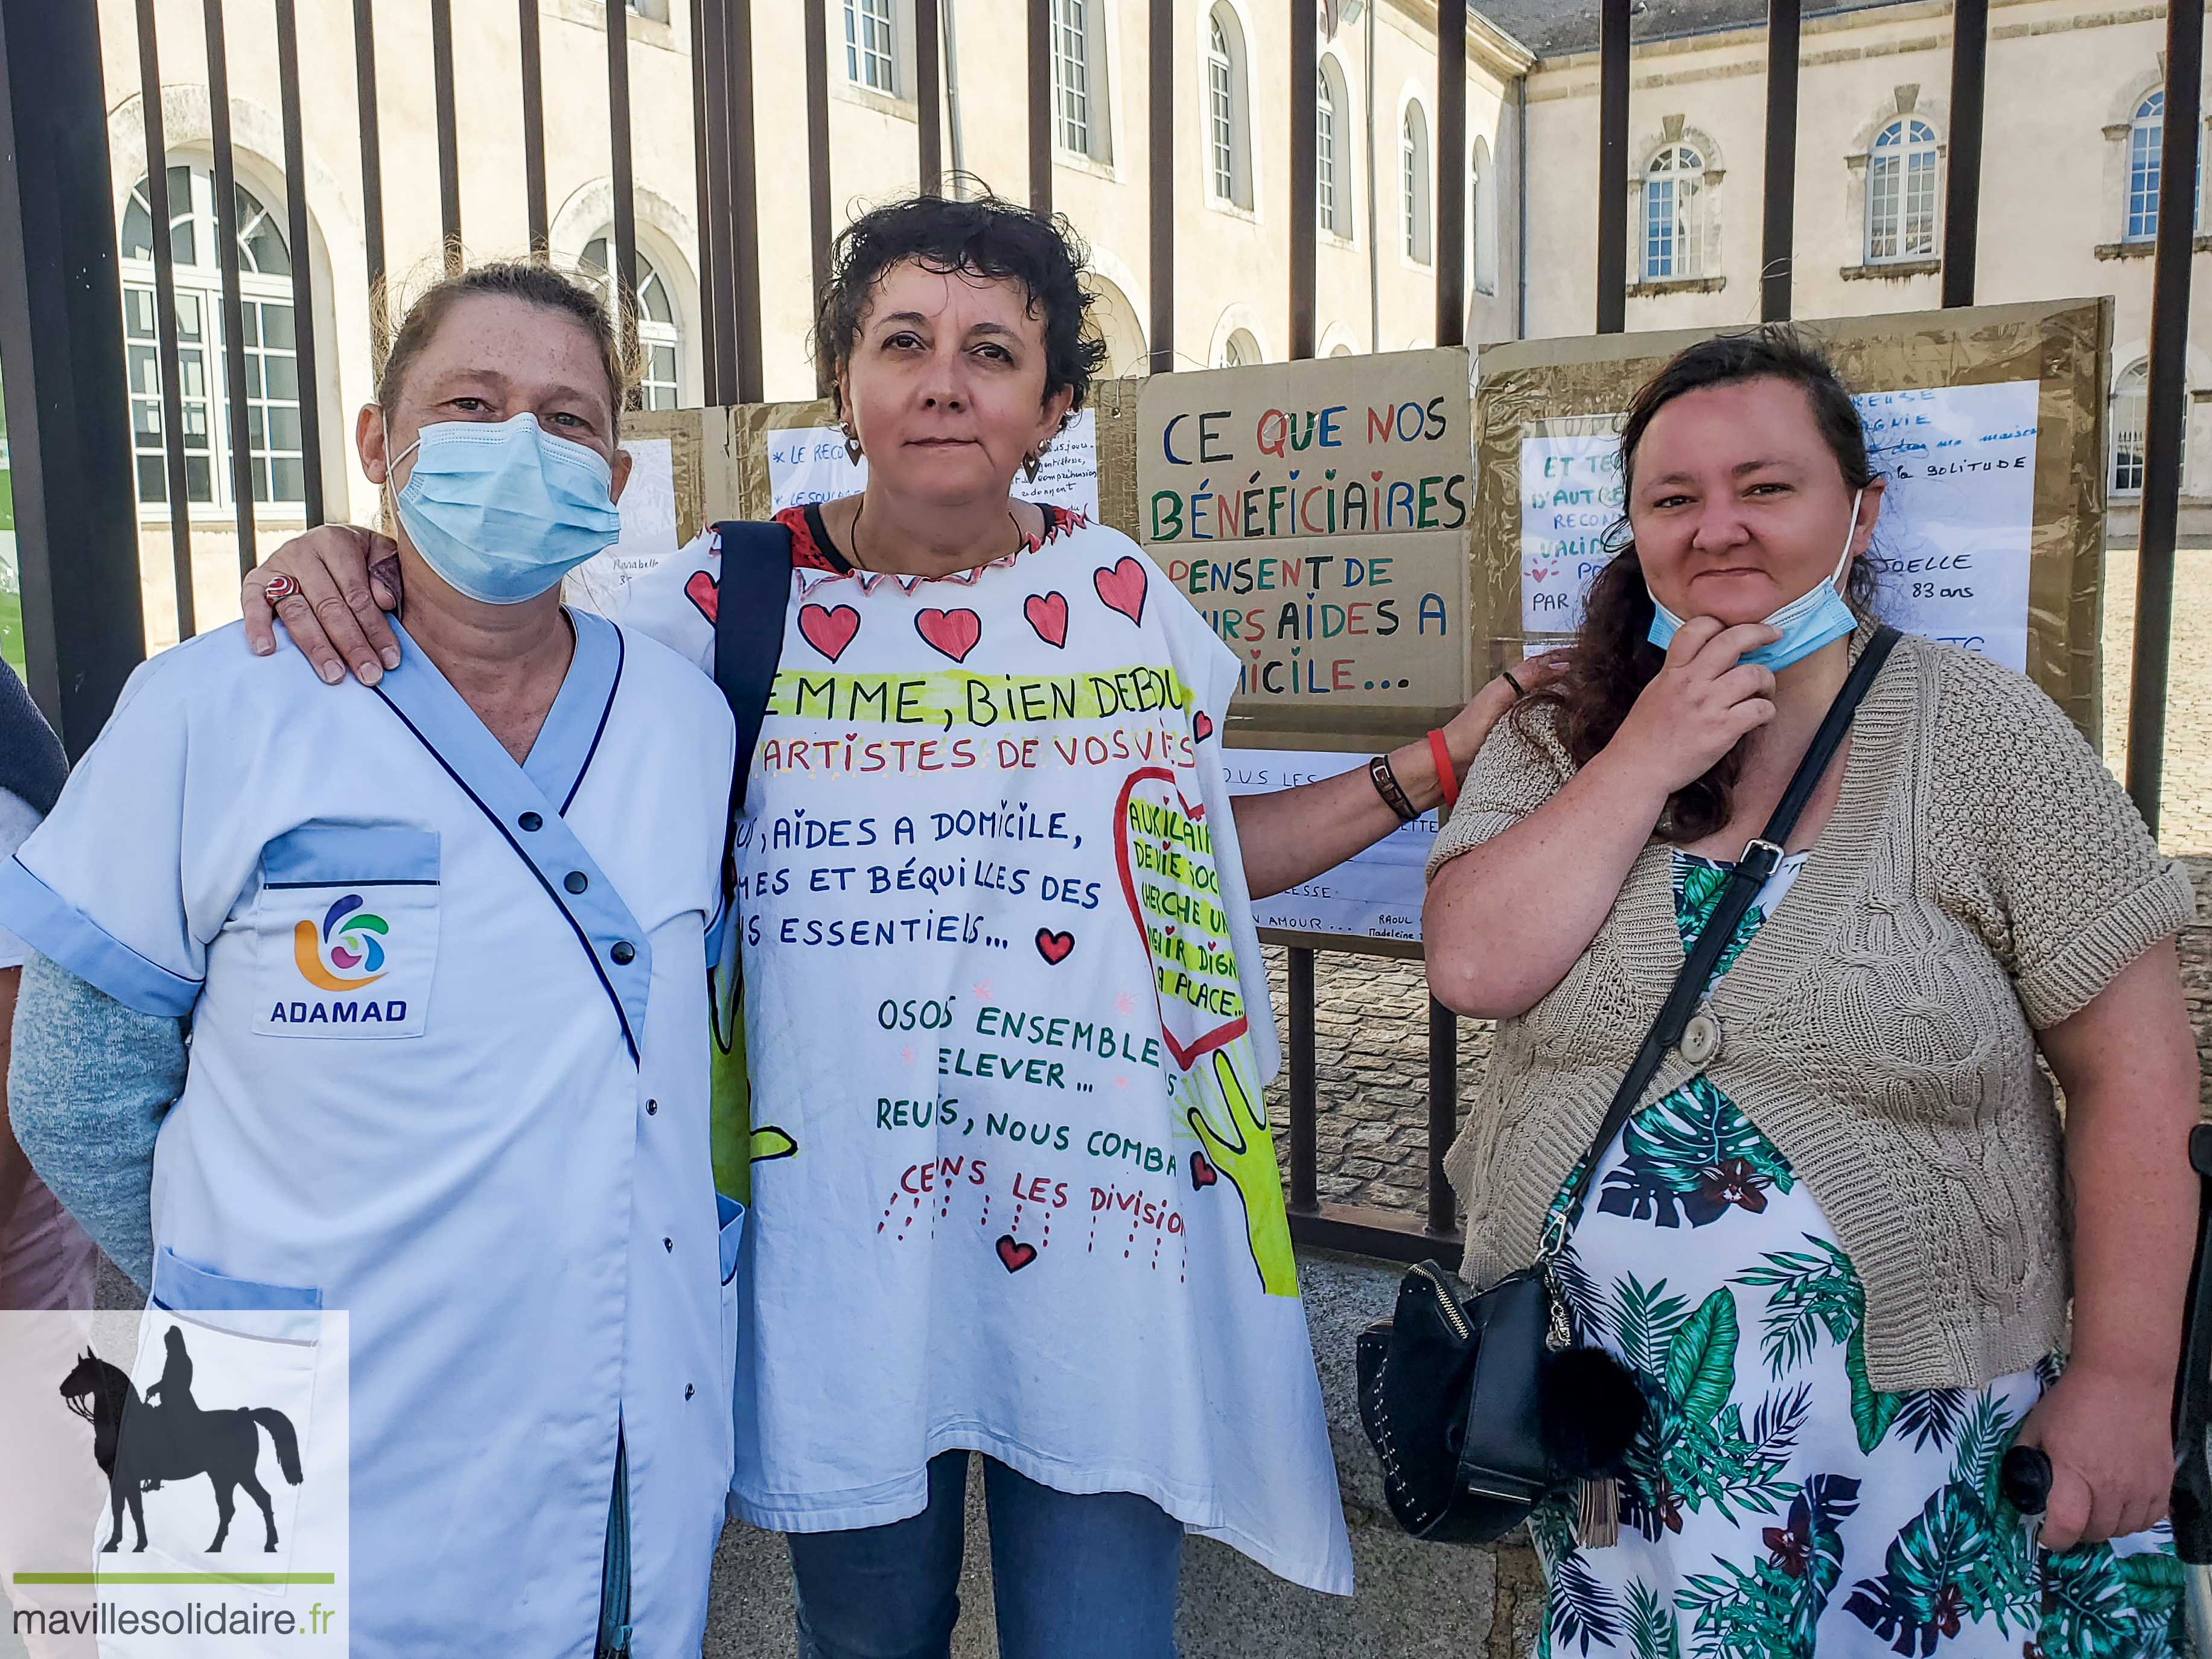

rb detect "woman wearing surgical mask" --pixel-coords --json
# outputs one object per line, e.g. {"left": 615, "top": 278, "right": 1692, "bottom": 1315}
{"left": 1426, "top": 328, "right": 2201, "bottom": 1658}
{"left": 1, "top": 263, "right": 741, "bottom": 1658}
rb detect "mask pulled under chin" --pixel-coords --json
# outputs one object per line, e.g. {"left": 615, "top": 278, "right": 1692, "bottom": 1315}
{"left": 1645, "top": 487, "right": 1865, "bottom": 672}
{"left": 387, "top": 412, "right": 623, "bottom": 605}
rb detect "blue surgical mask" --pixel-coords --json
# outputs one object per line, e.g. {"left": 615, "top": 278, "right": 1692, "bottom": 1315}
{"left": 386, "top": 413, "right": 622, "bottom": 605}
{"left": 1646, "top": 488, "right": 1865, "bottom": 672}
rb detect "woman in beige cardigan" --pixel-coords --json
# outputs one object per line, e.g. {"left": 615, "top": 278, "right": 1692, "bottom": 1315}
{"left": 1426, "top": 326, "right": 2199, "bottom": 1659}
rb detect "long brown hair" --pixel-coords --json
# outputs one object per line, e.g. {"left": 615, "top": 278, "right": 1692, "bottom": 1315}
{"left": 1519, "top": 325, "right": 1881, "bottom": 842}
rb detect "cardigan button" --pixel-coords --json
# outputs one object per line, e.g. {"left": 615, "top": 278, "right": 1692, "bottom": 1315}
{"left": 1680, "top": 1011, "right": 1723, "bottom": 1066}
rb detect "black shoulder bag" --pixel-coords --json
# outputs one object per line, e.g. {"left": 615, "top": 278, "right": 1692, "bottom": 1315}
{"left": 708, "top": 520, "right": 797, "bottom": 798}
{"left": 1356, "top": 625, "right": 1900, "bottom": 1546}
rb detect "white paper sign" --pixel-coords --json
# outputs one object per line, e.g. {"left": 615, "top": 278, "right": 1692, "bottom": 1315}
{"left": 1222, "top": 748, "right": 1430, "bottom": 944}
{"left": 574, "top": 436, "right": 677, "bottom": 600}
{"left": 1519, "top": 413, "right": 1626, "bottom": 636}
{"left": 1516, "top": 382, "right": 2039, "bottom": 670}
{"left": 766, "top": 409, "right": 1101, "bottom": 520}
{"left": 1854, "top": 380, "right": 2038, "bottom": 669}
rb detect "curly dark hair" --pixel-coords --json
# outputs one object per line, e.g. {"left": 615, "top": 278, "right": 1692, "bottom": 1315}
{"left": 812, "top": 189, "right": 1109, "bottom": 422}
{"left": 1521, "top": 324, "right": 1881, "bottom": 843}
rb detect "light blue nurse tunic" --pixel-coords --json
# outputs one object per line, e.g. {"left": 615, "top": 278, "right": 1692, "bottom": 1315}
{"left": 0, "top": 611, "right": 740, "bottom": 1658}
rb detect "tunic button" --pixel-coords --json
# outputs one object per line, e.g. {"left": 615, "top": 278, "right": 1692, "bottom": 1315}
{"left": 685, "top": 1384, "right": 695, "bottom": 1401}
{"left": 518, "top": 811, "right": 543, "bottom": 832}
{"left": 611, "top": 941, "right": 636, "bottom": 965}
{"left": 1680, "top": 1011, "right": 1723, "bottom": 1066}
{"left": 663, "top": 1237, "right": 674, "bottom": 1252}
{"left": 646, "top": 1099, "right": 658, "bottom": 1116}
{"left": 564, "top": 871, "right": 588, "bottom": 894}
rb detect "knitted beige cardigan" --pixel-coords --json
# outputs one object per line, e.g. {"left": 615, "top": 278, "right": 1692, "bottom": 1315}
{"left": 1425, "top": 628, "right": 2198, "bottom": 1392}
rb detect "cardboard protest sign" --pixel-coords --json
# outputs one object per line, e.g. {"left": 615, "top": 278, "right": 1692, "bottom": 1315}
{"left": 1477, "top": 298, "right": 2112, "bottom": 744}
{"left": 1136, "top": 348, "right": 1475, "bottom": 749}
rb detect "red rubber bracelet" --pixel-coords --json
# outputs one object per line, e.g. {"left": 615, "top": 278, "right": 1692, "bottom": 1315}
{"left": 1427, "top": 728, "right": 1460, "bottom": 811}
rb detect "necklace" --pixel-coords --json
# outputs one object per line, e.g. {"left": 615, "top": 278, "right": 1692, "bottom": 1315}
{"left": 847, "top": 496, "right": 1030, "bottom": 575}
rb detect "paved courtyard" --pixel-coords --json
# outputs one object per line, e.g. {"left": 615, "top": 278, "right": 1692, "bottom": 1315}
{"left": 1264, "top": 549, "right": 2212, "bottom": 1219}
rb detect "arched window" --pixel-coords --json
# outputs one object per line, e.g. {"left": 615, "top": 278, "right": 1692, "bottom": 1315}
{"left": 1471, "top": 136, "right": 1493, "bottom": 291}
{"left": 844, "top": 0, "right": 897, "bottom": 95}
{"left": 119, "top": 162, "right": 301, "bottom": 511}
{"left": 581, "top": 237, "right": 683, "bottom": 410}
{"left": 1050, "top": 0, "right": 1110, "bottom": 162}
{"left": 1402, "top": 102, "right": 1432, "bottom": 264}
{"left": 2112, "top": 361, "right": 2150, "bottom": 495}
{"left": 1221, "top": 328, "right": 1260, "bottom": 368}
{"left": 1206, "top": 9, "right": 1251, "bottom": 209}
{"left": 2129, "top": 91, "right": 2164, "bottom": 242}
{"left": 1866, "top": 118, "right": 1939, "bottom": 264}
{"left": 1643, "top": 144, "right": 1707, "bottom": 280}
{"left": 1316, "top": 62, "right": 1350, "bottom": 237}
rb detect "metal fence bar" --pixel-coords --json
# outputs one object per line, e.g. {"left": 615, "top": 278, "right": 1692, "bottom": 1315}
{"left": 1759, "top": 0, "right": 1799, "bottom": 321}
{"left": 1595, "top": 0, "right": 1629, "bottom": 331}
{"left": 273, "top": 0, "right": 324, "bottom": 529}
{"left": 201, "top": 0, "right": 257, "bottom": 573}
{"left": 520, "top": 0, "right": 550, "bottom": 258}
{"left": 429, "top": 0, "right": 461, "bottom": 270}
{"left": 727, "top": 0, "right": 764, "bottom": 404}
{"left": 1427, "top": 998, "right": 1457, "bottom": 1238}
{"left": 606, "top": 0, "right": 640, "bottom": 404}
{"left": 0, "top": 0, "right": 147, "bottom": 751}
{"left": 2124, "top": 0, "right": 2201, "bottom": 833}
{"left": 1287, "top": 947, "right": 1318, "bottom": 1212}
{"left": 1940, "top": 0, "right": 1987, "bottom": 307}
{"left": 352, "top": 0, "right": 386, "bottom": 368}
{"left": 133, "top": 0, "right": 196, "bottom": 640}
{"left": 1290, "top": 7, "right": 1317, "bottom": 360}
{"left": 1435, "top": 0, "right": 1467, "bottom": 349}
{"left": 1147, "top": 0, "right": 1172, "bottom": 370}
{"left": 916, "top": 0, "right": 942, "bottom": 195}
{"left": 690, "top": 0, "right": 723, "bottom": 400}
{"left": 1029, "top": 0, "right": 1052, "bottom": 215}
{"left": 805, "top": 0, "right": 833, "bottom": 395}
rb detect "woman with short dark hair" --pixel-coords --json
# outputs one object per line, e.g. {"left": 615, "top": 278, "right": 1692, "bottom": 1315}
{"left": 1425, "top": 326, "right": 2199, "bottom": 1658}
{"left": 243, "top": 192, "right": 1540, "bottom": 1658}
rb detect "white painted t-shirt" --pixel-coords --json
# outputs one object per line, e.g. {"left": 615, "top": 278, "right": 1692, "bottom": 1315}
{"left": 619, "top": 515, "right": 1354, "bottom": 1593}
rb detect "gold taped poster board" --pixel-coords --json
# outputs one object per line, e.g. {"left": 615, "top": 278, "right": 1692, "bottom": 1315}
{"left": 1474, "top": 298, "right": 2112, "bottom": 745}
{"left": 1135, "top": 348, "right": 1475, "bottom": 751}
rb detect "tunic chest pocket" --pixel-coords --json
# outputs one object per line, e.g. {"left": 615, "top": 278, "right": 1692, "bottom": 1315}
{"left": 250, "top": 822, "right": 441, "bottom": 1040}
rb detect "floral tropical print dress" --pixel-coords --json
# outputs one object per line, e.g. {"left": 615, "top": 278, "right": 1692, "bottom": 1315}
{"left": 1531, "top": 850, "right": 2186, "bottom": 1659}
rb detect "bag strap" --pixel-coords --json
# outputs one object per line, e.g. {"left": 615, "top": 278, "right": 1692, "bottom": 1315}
{"left": 1544, "top": 625, "right": 1901, "bottom": 1252}
{"left": 709, "top": 520, "right": 795, "bottom": 812}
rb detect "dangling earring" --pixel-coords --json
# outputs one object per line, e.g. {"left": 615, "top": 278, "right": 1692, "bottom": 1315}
{"left": 1021, "top": 450, "right": 1042, "bottom": 482}
{"left": 843, "top": 422, "right": 864, "bottom": 464}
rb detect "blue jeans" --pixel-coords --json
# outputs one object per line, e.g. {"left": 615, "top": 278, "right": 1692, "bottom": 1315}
{"left": 786, "top": 1451, "right": 1184, "bottom": 1659}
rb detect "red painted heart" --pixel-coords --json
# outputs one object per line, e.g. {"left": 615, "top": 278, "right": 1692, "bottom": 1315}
{"left": 799, "top": 603, "right": 861, "bottom": 663}
{"left": 1529, "top": 567, "right": 1550, "bottom": 582}
{"left": 995, "top": 1235, "right": 1038, "bottom": 1273}
{"left": 1190, "top": 1148, "right": 1220, "bottom": 1190}
{"left": 1093, "top": 556, "right": 1149, "bottom": 627}
{"left": 1193, "top": 712, "right": 1215, "bottom": 743}
{"left": 915, "top": 608, "right": 983, "bottom": 663}
{"left": 684, "top": 569, "right": 719, "bottom": 625}
{"left": 1024, "top": 591, "right": 1069, "bottom": 648}
{"left": 1035, "top": 928, "right": 1075, "bottom": 965}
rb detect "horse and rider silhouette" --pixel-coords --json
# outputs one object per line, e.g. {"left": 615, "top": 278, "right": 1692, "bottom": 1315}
{"left": 59, "top": 1325, "right": 304, "bottom": 1555}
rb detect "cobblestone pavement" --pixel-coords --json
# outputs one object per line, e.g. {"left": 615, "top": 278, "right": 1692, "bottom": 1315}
{"left": 1265, "top": 550, "right": 2212, "bottom": 1217}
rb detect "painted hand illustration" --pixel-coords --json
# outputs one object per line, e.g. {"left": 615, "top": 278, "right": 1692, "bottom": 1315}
{"left": 1182, "top": 1049, "right": 1298, "bottom": 1298}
